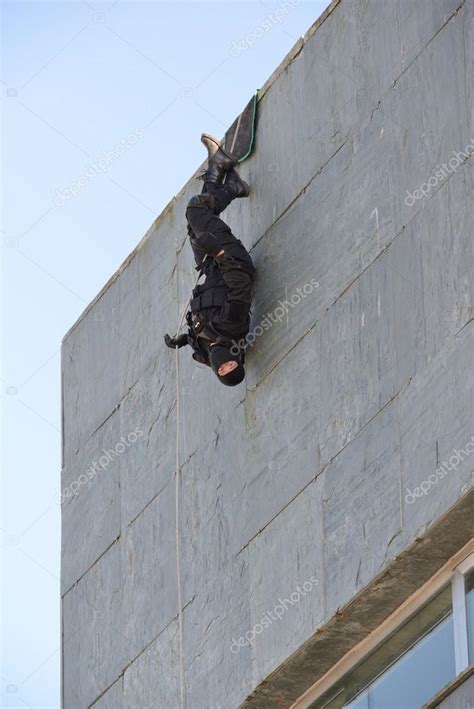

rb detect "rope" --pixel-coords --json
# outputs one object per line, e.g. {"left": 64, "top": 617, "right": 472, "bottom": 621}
{"left": 175, "top": 342, "right": 186, "bottom": 709}
{"left": 173, "top": 269, "right": 201, "bottom": 709}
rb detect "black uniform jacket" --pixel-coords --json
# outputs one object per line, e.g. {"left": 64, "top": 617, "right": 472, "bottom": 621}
{"left": 185, "top": 240, "right": 256, "bottom": 365}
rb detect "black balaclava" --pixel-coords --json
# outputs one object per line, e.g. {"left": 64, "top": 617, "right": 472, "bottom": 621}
{"left": 208, "top": 345, "right": 245, "bottom": 387}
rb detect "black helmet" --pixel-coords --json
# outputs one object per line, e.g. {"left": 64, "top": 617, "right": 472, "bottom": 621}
{"left": 209, "top": 345, "right": 245, "bottom": 386}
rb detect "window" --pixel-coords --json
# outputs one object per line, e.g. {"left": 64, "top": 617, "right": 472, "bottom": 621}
{"left": 311, "top": 586, "right": 456, "bottom": 709}
{"left": 465, "top": 569, "right": 474, "bottom": 663}
{"left": 294, "top": 549, "right": 474, "bottom": 709}
{"left": 341, "top": 609, "right": 455, "bottom": 708}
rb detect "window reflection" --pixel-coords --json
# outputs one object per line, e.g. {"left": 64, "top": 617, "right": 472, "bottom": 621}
{"left": 345, "top": 615, "right": 455, "bottom": 709}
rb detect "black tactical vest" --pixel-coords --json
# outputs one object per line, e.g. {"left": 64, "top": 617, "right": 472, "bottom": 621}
{"left": 189, "top": 257, "right": 225, "bottom": 314}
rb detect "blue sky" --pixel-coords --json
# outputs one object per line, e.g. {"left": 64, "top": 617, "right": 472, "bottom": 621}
{"left": 1, "top": 0, "right": 328, "bottom": 706}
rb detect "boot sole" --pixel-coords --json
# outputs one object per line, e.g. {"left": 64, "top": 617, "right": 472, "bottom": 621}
{"left": 202, "top": 135, "right": 238, "bottom": 165}
{"left": 201, "top": 133, "right": 221, "bottom": 149}
{"left": 201, "top": 134, "right": 238, "bottom": 165}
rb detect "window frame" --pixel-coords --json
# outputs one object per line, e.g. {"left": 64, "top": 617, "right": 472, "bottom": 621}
{"left": 452, "top": 553, "right": 474, "bottom": 672}
{"left": 292, "top": 542, "right": 474, "bottom": 709}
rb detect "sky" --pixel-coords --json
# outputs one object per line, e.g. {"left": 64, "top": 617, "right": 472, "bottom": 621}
{"left": 1, "top": 0, "right": 329, "bottom": 706}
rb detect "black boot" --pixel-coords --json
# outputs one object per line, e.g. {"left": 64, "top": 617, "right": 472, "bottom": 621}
{"left": 201, "top": 134, "right": 249, "bottom": 197}
{"left": 224, "top": 169, "right": 250, "bottom": 198}
{"left": 202, "top": 139, "right": 237, "bottom": 185}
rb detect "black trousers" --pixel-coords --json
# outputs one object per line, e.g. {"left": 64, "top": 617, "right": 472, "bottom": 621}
{"left": 185, "top": 181, "right": 255, "bottom": 278}
{"left": 185, "top": 181, "right": 255, "bottom": 339}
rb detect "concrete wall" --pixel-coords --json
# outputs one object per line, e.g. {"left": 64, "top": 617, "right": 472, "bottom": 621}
{"left": 437, "top": 677, "right": 474, "bottom": 709}
{"left": 428, "top": 672, "right": 474, "bottom": 708}
{"left": 61, "top": 0, "right": 474, "bottom": 706}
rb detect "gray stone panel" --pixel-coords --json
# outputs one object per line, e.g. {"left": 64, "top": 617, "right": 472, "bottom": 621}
{"left": 118, "top": 354, "right": 176, "bottom": 528}
{"left": 388, "top": 159, "right": 473, "bottom": 388}
{"left": 62, "top": 284, "right": 121, "bottom": 464}
{"left": 322, "top": 402, "right": 402, "bottom": 618}
{"left": 183, "top": 555, "right": 252, "bottom": 709}
{"left": 117, "top": 227, "right": 177, "bottom": 397}
{"left": 62, "top": 542, "right": 126, "bottom": 708}
{"left": 398, "top": 324, "right": 474, "bottom": 546}
{"left": 120, "top": 481, "right": 178, "bottom": 661}
{"left": 467, "top": 0, "right": 474, "bottom": 137}
{"left": 318, "top": 242, "right": 399, "bottom": 467}
{"left": 238, "top": 325, "right": 321, "bottom": 553}
{"left": 61, "top": 410, "right": 121, "bottom": 594}
{"left": 180, "top": 438, "right": 243, "bottom": 605}
{"left": 385, "top": 4, "right": 470, "bottom": 229}
{"left": 122, "top": 621, "right": 181, "bottom": 709}
{"left": 90, "top": 678, "right": 123, "bottom": 709}
{"left": 244, "top": 475, "right": 325, "bottom": 684}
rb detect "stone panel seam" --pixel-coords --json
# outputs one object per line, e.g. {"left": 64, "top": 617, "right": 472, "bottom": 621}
{"left": 391, "top": 0, "right": 465, "bottom": 90}
{"left": 127, "top": 477, "right": 171, "bottom": 527}
{"left": 87, "top": 596, "right": 196, "bottom": 708}
{"left": 455, "top": 317, "right": 474, "bottom": 337}
{"left": 236, "top": 474, "right": 320, "bottom": 558}
{"left": 461, "top": 2, "right": 471, "bottom": 137}
{"left": 63, "top": 354, "right": 169, "bottom": 468}
{"left": 391, "top": 256, "right": 405, "bottom": 538}
{"left": 61, "top": 535, "right": 120, "bottom": 599}
{"left": 88, "top": 676, "right": 123, "bottom": 709}
{"left": 61, "top": 468, "right": 175, "bottom": 594}
{"left": 249, "top": 139, "right": 350, "bottom": 255}
{"left": 248, "top": 321, "right": 319, "bottom": 393}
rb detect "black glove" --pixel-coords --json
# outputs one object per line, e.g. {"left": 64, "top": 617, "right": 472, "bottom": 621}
{"left": 194, "top": 231, "right": 222, "bottom": 256}
{"left": 164, "top": 333, "right": 188, "bottom": 349}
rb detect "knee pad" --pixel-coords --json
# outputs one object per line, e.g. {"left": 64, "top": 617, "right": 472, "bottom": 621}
{"left": 187, "top": 193, "right": 214, "bottom": 210}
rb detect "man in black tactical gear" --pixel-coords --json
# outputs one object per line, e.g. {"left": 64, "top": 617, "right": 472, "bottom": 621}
{"left": 164, "top": 134, "right": 255, "bottom": 387}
